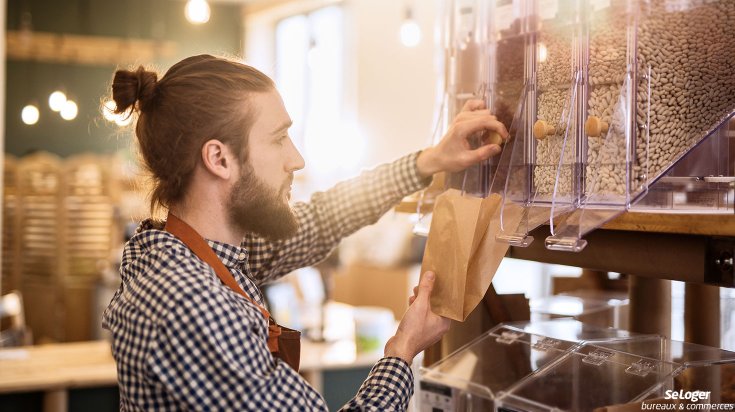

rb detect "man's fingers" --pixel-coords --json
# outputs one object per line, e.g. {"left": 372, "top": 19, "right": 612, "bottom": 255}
{"left": 456, "top": 109, "right": 493, "bottom": 121}
{"left": 461, "top": 99, "right": 485, "bottom": 112}
{"left": 456, "top": 117, "right": 509, "bottom": 140}
{"left": 416, "top": 271, "right": 436, "bottom": 304}
{"left": 462, "top": 144, "right": 502, "bottom": 165}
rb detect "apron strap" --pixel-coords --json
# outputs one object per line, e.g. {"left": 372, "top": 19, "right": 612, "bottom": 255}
{"left": 164, "top": 212, "right": 279, "bottom": 353}
{"left": 165, "top": 212, "right": 270, "bottom": 318}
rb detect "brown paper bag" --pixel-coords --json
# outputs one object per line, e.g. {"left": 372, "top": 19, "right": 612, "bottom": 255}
{"left": 465, "top": 201, "right": 524, "bottom": 316}
{"left": 421, "top": 189, "right": 523, "bottom": 321}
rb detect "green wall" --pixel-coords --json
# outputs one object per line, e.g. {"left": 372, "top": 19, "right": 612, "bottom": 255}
{"left": 5, "top": 0, "right": 245, "bottom": 157}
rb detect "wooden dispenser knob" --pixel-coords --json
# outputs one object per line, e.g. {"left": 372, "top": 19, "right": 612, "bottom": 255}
{"left": 487, "top": 131, "right": 504, "bottom": 146}
{"left": 585, "top": 116, "right": 609, "bottom": 137}
{"left": 533, "top": 120, "right": 555, "bottom": 140}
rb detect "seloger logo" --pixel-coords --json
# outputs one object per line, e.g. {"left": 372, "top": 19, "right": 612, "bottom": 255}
{"left": 665, "top": 390, "right": 712, "bottom": 402}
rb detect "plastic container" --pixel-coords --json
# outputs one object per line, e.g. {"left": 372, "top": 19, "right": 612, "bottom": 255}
{"left": 498, "top": 335, "right": 735, "bottom": 411}
{"left": 418, "top": 319, "right": 636, "bottom": 411}
{"left": 419, "top": 320, "right": 735, "bottom": 411}
{"left": 436, "top": 0, "right": 735, "bottom": 251}
{"left": 531, "top": 292, "right": 629, "bottom": 329}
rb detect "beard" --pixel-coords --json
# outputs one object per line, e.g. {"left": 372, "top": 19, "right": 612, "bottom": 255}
{"left": 227, "top": 167, "right": 299, "bottom": 241}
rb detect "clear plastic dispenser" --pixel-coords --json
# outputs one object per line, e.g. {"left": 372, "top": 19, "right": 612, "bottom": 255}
{"left": 546, "top": 0, "right": 735, "bottom": 251}
{"left": 418, "top": 320, "right": 636, "bottom": 411}
{"left": 530, "top": 292, "right": 630, "bottom": 329}
{"left": 488, "top": 0, "right": 538, "bottom": 247}
{"left": 441, "top": 0, "right": 494, "bottom": 197}
{"left": 419, "top": 320, "right": 735, "bottom": 412}
{"left": 434, "top": 0, "right": 734, "bottom": 251}
{"left": 595, "top": 337, "right": 735, "bottom": 408}
{"left": 497, "top": 334, "right": 735, "bottom": 411}
{"left": 496, "top": 341, "right": 682, "bottom": 411}
{"left": 494, "top": 0, "right": 582, "bottom": 248}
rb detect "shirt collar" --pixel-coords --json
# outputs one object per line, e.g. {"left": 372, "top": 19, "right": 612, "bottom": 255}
{"left": 138, "top": 218, "right": 249, "bottom": 269}
{"left": 205, "top": 238, "right": 249, "bottom": 269}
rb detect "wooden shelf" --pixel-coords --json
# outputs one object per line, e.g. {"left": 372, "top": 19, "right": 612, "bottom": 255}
{"left": 396, "top": 197, "right": 735, "bottom": 236}
{"left": 603, "top": 212, "right": 735, "bottom": 236}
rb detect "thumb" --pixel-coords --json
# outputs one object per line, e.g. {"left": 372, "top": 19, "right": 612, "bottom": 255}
{"left": 467, "top": 144, "right": 502, "bottom": 164}
{"left": 416, "top": 271, "right": 436, "bottom": 303}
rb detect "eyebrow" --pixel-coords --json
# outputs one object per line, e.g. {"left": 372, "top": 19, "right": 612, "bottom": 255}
{"left": 271, "top": 120, "right": 293, "bottom": 135}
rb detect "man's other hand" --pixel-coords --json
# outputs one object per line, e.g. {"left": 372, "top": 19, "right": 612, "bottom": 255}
{"left": 384, "top": 271, "right": 450, "bottom": 365}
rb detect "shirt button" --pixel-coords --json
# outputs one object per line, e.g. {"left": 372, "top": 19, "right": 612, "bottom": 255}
{"left": 238, "top": 253, "right": 247, "bottom": 260}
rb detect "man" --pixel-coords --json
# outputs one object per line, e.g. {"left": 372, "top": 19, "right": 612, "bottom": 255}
{"left": 103, "top": 54, "right": 507, "bottom": 411}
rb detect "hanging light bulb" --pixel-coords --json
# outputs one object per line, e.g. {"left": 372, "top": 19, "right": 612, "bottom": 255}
{"left": 49, "top": 90, "right": 67, "bottom": 112}
{"left": 101, "top": 99, "right": 133, "bottom": 127}
{"left": 21, "top": 104, "right": 40, "bottom": 125}
{"left": 102, "top": 100, "right": 117, "bottom": 121}
{"left": 60, "top": 100, "right": 78, "bottom": 121}
{"left": 399, "top": 7, "right": 421, "bottom": 48}
{"left": 185, "top": 0, "right": 210, "bottom": 25}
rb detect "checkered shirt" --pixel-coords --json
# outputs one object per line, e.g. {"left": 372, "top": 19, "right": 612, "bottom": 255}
{"left": 102, "top": 152, "right": 430, "bottom": 411}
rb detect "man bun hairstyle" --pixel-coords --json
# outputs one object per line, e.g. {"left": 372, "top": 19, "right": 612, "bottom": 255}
{"left": 110, "top": 55, "right": 275, "bottom": 213}
{"left": 112, "top": 66, "right": 158, "bottom": 114}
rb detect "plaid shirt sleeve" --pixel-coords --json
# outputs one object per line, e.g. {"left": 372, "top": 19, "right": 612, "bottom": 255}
{"left": 339, "top": 358, "right": 415, "bottom": 412}
{"left": 244, "top": 151, "right": 430, "bottom": 285}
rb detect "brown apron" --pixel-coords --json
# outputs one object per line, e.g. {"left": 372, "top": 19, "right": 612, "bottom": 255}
{"left": 165, "top": 212, "right": 301, "bottom": 371}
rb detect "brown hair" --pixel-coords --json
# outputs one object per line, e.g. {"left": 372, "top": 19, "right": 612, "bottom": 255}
{"left": 111, "top": 54, "right": 275, "bottom": 213}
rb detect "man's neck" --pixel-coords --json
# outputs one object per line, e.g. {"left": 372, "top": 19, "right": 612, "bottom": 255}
{"left": 168, "top": 201, "right": 243, "bottom": 246}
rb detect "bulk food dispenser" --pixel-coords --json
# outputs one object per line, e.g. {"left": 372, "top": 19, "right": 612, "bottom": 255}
{"left": 439, "top": 0, "right": 530, "bottom": 199}
{"left": 417, "top": 1, "right": 735, "bottom": 410}
{"left": 546, "top": 0, "right": 735, "bottom": 252}
{"left": 434, "top": 0, "right": 735, "bottom": 252}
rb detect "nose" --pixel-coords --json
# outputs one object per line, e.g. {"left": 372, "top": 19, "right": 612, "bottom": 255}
{"left": 287, "top": 139, "right": 305, "bottom": 172}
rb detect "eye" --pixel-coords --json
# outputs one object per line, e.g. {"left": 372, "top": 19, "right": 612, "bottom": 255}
{"left": 276, "top": 134, "right": 289, "bottom": 145}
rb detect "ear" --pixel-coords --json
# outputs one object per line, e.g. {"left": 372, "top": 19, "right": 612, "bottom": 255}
{"left": 200, "top": 139, "right": 235, "bottom": 180}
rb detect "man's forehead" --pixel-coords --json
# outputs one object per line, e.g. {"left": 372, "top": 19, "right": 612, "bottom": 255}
{"left": 249, "top": 90, "right": 290, "bottom": 132}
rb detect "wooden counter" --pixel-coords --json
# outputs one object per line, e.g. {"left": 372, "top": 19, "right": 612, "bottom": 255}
{"left": 0, "top": 341, "right": 117, "bottom": 412}
{"left": 0, "top": 341, "right": 117, "bottom": 395}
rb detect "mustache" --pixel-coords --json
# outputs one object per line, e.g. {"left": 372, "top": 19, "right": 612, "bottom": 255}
{"left": 281, "top": 175, "right": 294, "bottom": 192}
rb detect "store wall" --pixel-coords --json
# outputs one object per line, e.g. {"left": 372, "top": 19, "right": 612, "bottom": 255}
{"left": 4, "top": 0, "right": 244, "bottom": 157}
{"left": 349, "top": 0, "right": 439, "bottom": 168}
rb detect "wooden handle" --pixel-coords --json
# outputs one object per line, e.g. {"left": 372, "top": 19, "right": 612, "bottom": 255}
{"left": 585, "top": 116, "right": 609, "bottom": 137}
{"left": 487, "top": 131, "right": 504, "bottom": 146}
{"left": 533, "top": 120, "right": 555, "bottom": 140}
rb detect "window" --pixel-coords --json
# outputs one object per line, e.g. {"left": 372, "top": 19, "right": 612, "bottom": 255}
{"left": 275, "top": 6, "right": 364, "bottom": 194}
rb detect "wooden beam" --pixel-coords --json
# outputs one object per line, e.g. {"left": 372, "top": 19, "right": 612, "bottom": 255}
{"left": 6, "top": 30, "right": 177, "bottom": 67}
